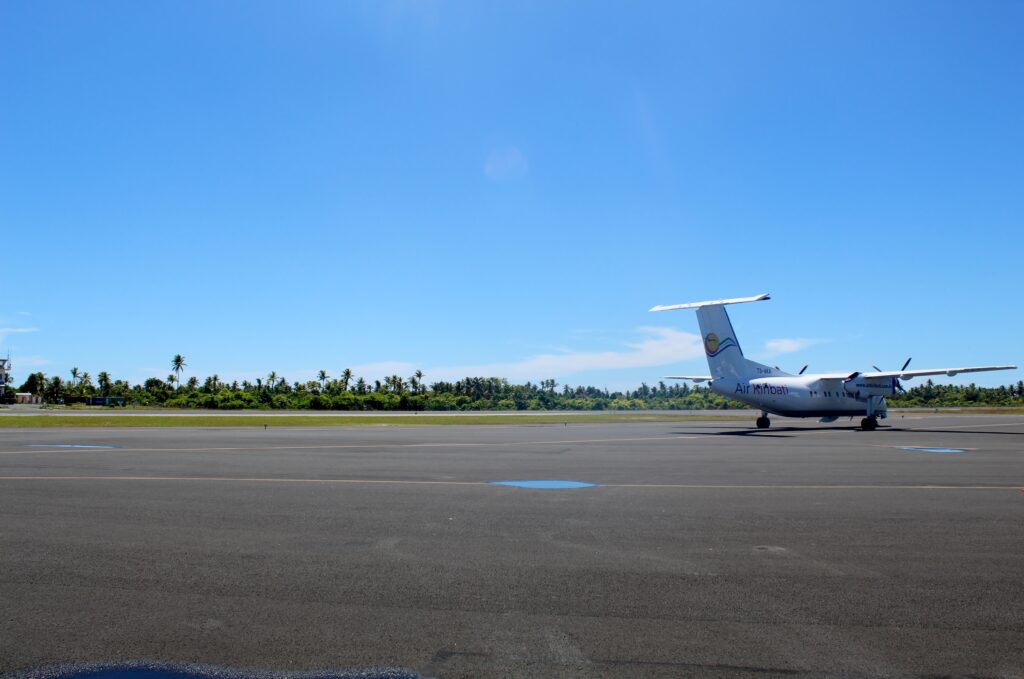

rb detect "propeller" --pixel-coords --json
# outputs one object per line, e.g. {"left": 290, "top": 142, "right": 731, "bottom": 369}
{"left": 798, "top": 365, "right": 808, "bottom": 375}
{"left": 873, "top": 358, "right": 912, "bottom": 391}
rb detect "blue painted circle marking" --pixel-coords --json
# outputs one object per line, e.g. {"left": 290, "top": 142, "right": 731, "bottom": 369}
{"left": 26, "top": 444, "right": 121, "bottom": 450}
{"left": 9, "top": 660, "right": 420, "bottom": 679}
{"left": 897, "top": 446, "right": 968, "bottom": 454}
{"left": 490, "top": 480, "right": 597, "bottom": 489}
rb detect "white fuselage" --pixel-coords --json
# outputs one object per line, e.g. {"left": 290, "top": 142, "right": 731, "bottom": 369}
{"left": 651, "top": 293, "right": 1015, "bottom": 427}
{"left": 709, "top": 373, "right": 892, "bottom": 418}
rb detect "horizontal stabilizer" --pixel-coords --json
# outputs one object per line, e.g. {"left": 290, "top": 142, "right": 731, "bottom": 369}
{"left": 664, "top": 375, "right": 712, "bottom": 383}
{"left": 650, "top": 293, "right": 769, "bottom": 313}
{"left": 858, "top": 365, "right": 1017, "bottom": 380}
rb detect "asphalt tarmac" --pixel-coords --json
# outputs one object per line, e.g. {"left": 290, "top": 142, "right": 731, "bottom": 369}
{"left": 1, "top": 413, "right": 1023, "bottom": 678}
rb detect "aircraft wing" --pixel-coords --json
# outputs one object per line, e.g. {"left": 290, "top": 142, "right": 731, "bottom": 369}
{"left": 664, "top": 375, "right": 713, "bottom": 382}
{"left": 859, "top": 365, "right": 1017, "bottom": 380}
{"left": 814, "top": 372, "right": 860, "bottom": 381}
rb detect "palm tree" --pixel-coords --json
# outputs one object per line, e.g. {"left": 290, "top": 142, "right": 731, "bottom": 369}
{"left": 414, "top": 370, "right": 424, "bottom": 394}
{"left": 97, "top": 371, "right": 111, "bottom": 397}
{"left": 171, "top": 354, "right": 186, "bottom": 390}
{"left": 355, "top": 377, "right": 367, "bottom": 394}
{"left": 341, "top": 368, "right": 353, "bottom": 392}
{"left": 70, "top": 367, "right": 80, "bottom": 387}
{"left": 45, "top": 376, "right": 64, "bottom": 402}
{"left": 24, "top": 372, "right": 46, "bottom": 397}
{"left": 267, "top": 371, "right": 278, "bottom": 393}
{"left": 317, "top": 370, "right": 329, "bottom": 392}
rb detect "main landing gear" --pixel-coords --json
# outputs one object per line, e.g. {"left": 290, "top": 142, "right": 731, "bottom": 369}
{"left": 860, "top": 396, "right": 884, "bottom": 431}
{"left": 756, "top": 414, "right": 771, "bottom": 429}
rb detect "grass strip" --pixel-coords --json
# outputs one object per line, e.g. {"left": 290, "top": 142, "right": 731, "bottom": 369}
{"left": 0, "top": 413, "right": 755, "bottom": 428}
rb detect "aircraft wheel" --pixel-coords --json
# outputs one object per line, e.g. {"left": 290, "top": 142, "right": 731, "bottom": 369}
{"left": 756, "top": 416, "right": 771, "bottom": 429}
{"left": 861, "top": 416, "right": 878, "bottom": 431}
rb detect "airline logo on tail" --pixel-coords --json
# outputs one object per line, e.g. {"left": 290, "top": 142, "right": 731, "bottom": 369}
{"left": 704, "top": 333, "right": 737, "bottom": 357}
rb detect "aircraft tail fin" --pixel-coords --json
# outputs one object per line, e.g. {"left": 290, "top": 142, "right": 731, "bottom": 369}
{"left": 651, "top": 294, "right": 780, "bottom": 379}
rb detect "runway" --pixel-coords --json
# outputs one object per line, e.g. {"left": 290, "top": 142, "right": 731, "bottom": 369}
{"left": 1, "top": 414, "right": 1023, "bottom": 678}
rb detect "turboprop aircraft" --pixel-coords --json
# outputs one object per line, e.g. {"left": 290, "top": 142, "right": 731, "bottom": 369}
{"left": 650, "top": 294, "right": 1017, "bottom": 430}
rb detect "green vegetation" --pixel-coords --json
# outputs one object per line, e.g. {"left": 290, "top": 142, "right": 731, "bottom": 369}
{"left": 4, "top": 358, "right": 1021, "bottom": 412}
{"left": 887, "top": 379, "right": 1024, "bottom": 408}
{"left": 6, "top": 362, "right": 749, "bottom": 411}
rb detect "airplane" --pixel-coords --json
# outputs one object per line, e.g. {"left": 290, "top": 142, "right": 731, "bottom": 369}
{"left": 650, "top": 294, "right": 1017, "bottom": 430}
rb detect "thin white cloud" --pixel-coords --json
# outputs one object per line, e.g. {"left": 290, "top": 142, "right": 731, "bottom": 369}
{"left": 426, "top": 327, "right": 702, "bottom": 381}
{"left": 484, "top": 146, "right": 529, "bottom": 180}
{"left": 10, "top": 356, "right": 51, "bottom": 368}
{"left": 762, "top": 338, "right": 828, "bottom": 357}
{"left": 0, "top": 327, "right": 39, "bottom": 344}
{"left": 119, "top": 329, "right": 703, "bottom": 388}
{"left": 633, "top": 90, "right": 672, "bottom": 179}
{"left": 347, "top": 361, "right": 419, "bottom": 381}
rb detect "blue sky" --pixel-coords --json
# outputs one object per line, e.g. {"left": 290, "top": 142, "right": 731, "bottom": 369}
{"left": 2, "top": 1, "right": 1021, "bottom": 391}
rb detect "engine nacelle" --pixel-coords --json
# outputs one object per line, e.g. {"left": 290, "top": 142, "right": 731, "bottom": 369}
{"left": 844, "top": 376, "right": 895, "bottom": 396}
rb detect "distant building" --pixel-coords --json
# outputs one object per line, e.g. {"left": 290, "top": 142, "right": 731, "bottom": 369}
{"left": 86, "top": 396, "right": 126, "bottom": 407}
{"left": 15, "top": 393, "right": 42, "bottom": 405}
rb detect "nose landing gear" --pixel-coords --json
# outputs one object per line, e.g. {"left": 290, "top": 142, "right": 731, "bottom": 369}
{"left": 756, "top": 414, "right": 771, "bottom": 429}
{"left": 860, "top": 415, "right": 878, "bottom": 431}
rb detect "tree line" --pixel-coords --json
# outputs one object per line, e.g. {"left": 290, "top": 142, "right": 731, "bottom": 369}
{"left": 5, "top": 356, "right": 1023, "bottom": 410}
{"left": 7, "top": 357, "right": 743, "bottom": 410}
{"left": 886, "top": 379, "right": 1024, "bottom": 408}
